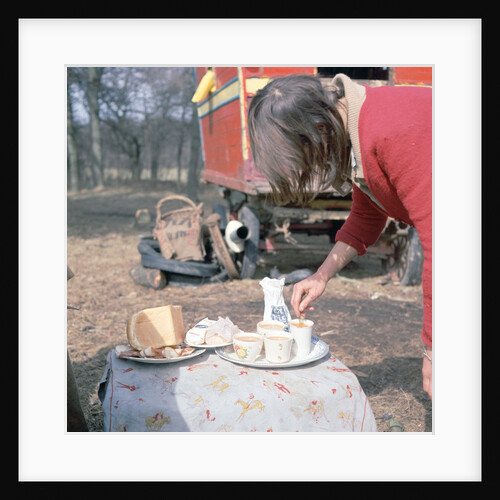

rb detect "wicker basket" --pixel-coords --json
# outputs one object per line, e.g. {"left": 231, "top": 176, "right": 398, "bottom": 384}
{"left": 152, "top": 195, "right": 205, "bottom": 262}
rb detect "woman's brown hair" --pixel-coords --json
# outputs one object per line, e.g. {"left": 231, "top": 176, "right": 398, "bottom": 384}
{"left": 247, "top": 74, "right": 350, "bottom": 206}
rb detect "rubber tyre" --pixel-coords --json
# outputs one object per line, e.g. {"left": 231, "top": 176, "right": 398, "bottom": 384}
{"left": 138, "top": 239, "right": 220, "bottom": 278}
{"left": 167, "top": 269, "right": 229, "bottom": 286}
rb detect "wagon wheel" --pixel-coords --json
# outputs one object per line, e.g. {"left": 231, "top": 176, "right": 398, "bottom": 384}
{"left": 382, "top": 227, "right": 423, "bottom": 286}
{"left": 383, "top": 234, "right": 409, "bottom": 283}
{"left": 204, "top": 213, "right": 240, "bottom": 279}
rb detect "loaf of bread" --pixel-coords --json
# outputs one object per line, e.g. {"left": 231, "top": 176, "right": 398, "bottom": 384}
{"left": 126, "top": 305, "right": 185, "bottom": 350}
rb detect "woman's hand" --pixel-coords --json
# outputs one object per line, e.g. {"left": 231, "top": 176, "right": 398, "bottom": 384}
{"left": 290, "top": 241, "right": 358, "bottom": 319}
{"left": 290, "top": 272, "right": 329, "bottom": 318}
{"left": 422, "top": 346, "right": 432, "bottom": 399}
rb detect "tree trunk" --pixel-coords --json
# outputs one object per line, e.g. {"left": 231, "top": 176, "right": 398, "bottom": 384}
{"left": 87, "top": 67, "right": 104, "bottom": 188}
{"left": 149, "top": 134, "right": 160, "bottom": 181}
{"left": 130, "top": 137, "right": 142, "bottom": 181}
{"left": 67, "top": 86, "right": 80, "bottom": 192}
{"left": 186, "top": 103, "right": 201, "bottom": 202}
{"left": 129, "top": 262, "right": 168, "bottom": 290}
{"left": 176, "top": 105, "right": 188, "bottom": 190}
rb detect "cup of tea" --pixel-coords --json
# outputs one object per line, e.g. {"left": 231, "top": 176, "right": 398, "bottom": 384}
{"left": 233, "top": 333, "right": 263, "bottom": 362}
{"left": 289, "top": 318, "right": 314, "bottom": 360}
{"left": 257, "top": 320, "right": 287, "bottom": 337}
{"left": 263, "top": 332, "right": 294, "bottom": 363}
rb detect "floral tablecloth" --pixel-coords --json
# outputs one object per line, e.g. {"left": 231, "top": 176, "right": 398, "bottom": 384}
{"left": 98, "top": 348, "right": 377, "bottom": 432}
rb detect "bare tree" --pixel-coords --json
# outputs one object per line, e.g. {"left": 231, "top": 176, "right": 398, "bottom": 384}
{"left": 86, "top": 67, "right": 104, "bottom": 188}
{"left": 98, "top": 68, "right": 149, "bottom": 181}
{"left": 67, "top": 73, "right": 80, "bottom": 192}
{"left": 140, "top": 67, "right": 175, "bottom": 181}
{"left": 67, "top": 66, "right": 201, "bottom": 190}
{"left": 186, "top": 101, "right": 202, "bottom": 201}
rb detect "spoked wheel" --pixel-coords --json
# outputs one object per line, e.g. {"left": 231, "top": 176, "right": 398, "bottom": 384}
{"left": 382, "top": 227, "right": 423, "bottom": 286}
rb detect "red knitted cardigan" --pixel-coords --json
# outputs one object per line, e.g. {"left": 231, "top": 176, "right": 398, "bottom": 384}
{"left": 335, "top": 84, "right": 432, "bottom": 347}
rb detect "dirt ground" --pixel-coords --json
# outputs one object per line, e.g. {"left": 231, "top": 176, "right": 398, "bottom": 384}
{"left": 67, "top": 180, "right": 432, "bottom": 432}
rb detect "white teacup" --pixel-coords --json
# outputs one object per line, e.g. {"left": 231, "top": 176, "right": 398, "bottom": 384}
{"left": 233, "top": 333, "right": 263, "bottom": 362}
{"left": 289, "top": 318, "right": 314, "bottom": 360}
{"left": 263, "top": 332, "right": 294, "bottom": 363}
{"left": 257, "top": 320, "right": 287, "bottom": 337}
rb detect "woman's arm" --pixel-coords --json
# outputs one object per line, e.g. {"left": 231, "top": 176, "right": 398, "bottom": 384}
{"left": 291, "top": 185, "right": 387, "bottom": 319}
{"left": 290, "top": 240, "right": 358, "bottom": 318}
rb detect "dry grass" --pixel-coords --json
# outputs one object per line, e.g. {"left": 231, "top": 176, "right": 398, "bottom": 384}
{"left": 67, "top": 181, "right": 431, "bottom": 432}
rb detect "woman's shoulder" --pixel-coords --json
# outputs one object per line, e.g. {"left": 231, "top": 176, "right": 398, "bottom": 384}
{"left": 362, "top": 84, "right": 431, "bottom": 133}
{"left": 364, "top": 84, "right": 431, "bottom": 110}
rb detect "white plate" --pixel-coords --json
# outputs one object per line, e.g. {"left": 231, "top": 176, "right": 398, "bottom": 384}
{"left": 215, "top": 336, "right": 329, "bottom": 368}
{"left": 185, "top": 340, "right": 232, "bottom": 349}
{"left": 117, "top": 348, "right": 206, "bottom": 363}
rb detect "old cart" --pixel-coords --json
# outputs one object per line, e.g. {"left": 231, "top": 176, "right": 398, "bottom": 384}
{"left": 193, "top": 66, "right": 431, "bottom": 284}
